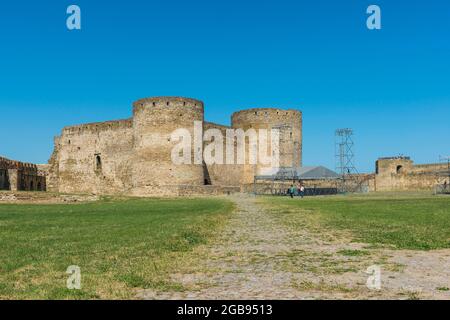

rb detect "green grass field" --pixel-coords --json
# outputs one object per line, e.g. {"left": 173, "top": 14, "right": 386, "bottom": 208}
{"left": 0, "top": 197, "right": 233, "bottom": 299}
{"left": 265, "top": 193, "right": 450, "bottom": 250}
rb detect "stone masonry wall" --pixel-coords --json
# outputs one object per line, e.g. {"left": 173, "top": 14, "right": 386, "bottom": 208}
{"left": 49, "top": 119, "right": 134, "bottom": 194}
{"left": 232, "top": 108, "right": 302, "bottom": 184}
{"left": 203, "top": 121, "right": 243, "bottom": 187}
{"left": 130, "top": 97, "right": 205, "bottom": 196}
{"left": 48, "top": 97, "right": 303, "bottom": 196}
{"left": 0, "top": 156, "right": 46, "bottom": 191}
{"left": 374, "top": 157, "right": 449, "bottom": 191}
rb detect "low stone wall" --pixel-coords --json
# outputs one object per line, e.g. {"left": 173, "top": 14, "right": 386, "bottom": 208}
{"left": 242, "top": 179, "right": 340, "bottom": 194}
{"left": 128, "top": 184, "right": 241, "bottom": 197}
{"left": 0, "top": 191, "right": 99, "bottom": 203}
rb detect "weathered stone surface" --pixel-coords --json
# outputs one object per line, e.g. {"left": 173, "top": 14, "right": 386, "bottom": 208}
{"left": 232, "top": 108, "right": 302, "bottom": 184}
{"left": 48, "top": 96, "right": 303, "bottom": 196}
{"left": 0, "top": 156, "right": 46, "bottom": 191}
{"left": 374, "top": 157, "right": 449, "bottom": 191}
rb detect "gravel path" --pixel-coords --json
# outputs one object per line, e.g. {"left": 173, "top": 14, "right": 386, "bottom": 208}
{"left": 137, "top": 194, "right": 450, "bottom": 300}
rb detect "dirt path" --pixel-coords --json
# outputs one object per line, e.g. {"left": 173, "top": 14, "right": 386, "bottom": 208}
{"left": 137, "top": 194, "right": 450, "bottom": 300}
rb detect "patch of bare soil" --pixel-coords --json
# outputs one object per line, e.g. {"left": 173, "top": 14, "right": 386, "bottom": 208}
{"left": 137, "top": 194, "right": 450, "bottom": 300}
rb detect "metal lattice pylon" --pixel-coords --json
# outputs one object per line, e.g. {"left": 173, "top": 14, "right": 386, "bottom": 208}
{"left": 335, "top": 128, "right": 359, "bottom": 192}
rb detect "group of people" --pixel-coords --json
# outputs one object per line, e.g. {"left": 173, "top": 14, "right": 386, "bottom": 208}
{"left": 288, "top": 182, "right": 305, "bottom": 198}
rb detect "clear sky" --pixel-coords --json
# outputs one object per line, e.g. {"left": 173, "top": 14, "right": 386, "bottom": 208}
{"left": 0, "top": 0, "right": 449, "bottom": 172}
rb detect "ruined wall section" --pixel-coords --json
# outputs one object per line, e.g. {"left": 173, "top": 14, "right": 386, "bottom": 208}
{"left": 374, "top": 157, "right": 448, "bottom": 191}
{"left": 231, "top": 108, "right": 302, "bottom": 184}
{"left": 0, "top": 158, "right": 9, "bottom": 190}
{"left": 0, "top": 157, "right": 11, "bottom": 190}
{"left": 47, "top": 137, "right": 61, "bottom": 192}
{"left": 0, "top": 156, "right": 46, "bottom": 191}
{"left": 51, "top": 119, "right": 134, "bottom": 194}
{"left": 411, "top": 163, "right": 449, "bottom": 173}
{"left": 131, "top": 97, "right": 205, "bottom": 196}
{"left": 203, "top": 121, "right": 242, "bottom": 186}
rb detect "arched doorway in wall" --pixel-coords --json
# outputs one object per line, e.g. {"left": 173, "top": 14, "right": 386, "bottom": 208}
{"left": 37, "top": 182, "right": 42, "bottom": 191}
{"left": 30, "top": 180, "right": 34, "bottom": 190}
{"left": 396, "top": 165, "right": 404, "bottom": 174}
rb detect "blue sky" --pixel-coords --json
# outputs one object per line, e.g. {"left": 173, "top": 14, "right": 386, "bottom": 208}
{"left": 0, "top": 0, "right": 449, "bottom": 172}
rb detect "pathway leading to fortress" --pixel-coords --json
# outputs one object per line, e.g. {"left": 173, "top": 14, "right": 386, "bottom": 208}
{"left": 137, "top": 194, "right": 450, "bottom": 300}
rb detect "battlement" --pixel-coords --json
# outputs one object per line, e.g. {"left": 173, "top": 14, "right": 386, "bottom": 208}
{"left": 0, "top": 156, "right": 38, "bottom": 170}
{"left": 132, "top": 96, "right": 204, "bottom": 114}
{"left": 232, "top": 108, "right": 302, "bottom": 125}
{"left": 62, "top": 119, "right": 133, "bottom": 135}
{"left": 378, "top": 156, "right": 411, "bottom": 161}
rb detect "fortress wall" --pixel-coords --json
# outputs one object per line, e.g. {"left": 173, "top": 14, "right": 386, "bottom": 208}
{"left": 374, "top": 158, "right": 448, "bottom": 191}
{"left": 46, "top": 97, "right": 305, "bottom": 196}
{"left": 18, "top": 168, "right": 46, "bottom": 192}
{"left": 203, "top": 122, "right": 242, "bottom": 186}
{"left": 129, "top": 184, "right": 241, "bottom": 197}
{"left": 47, "top": 136, "right": 61, "bottom": 192}
{"left": 130, "top": 97, "right": 205, "bottom": 196}
{"left": 0, "top": 169, "right": 8, "bottom": 190}
{"left": 231, "top": 108, "right": 302, "bottom": 184}
{"left": 375, "top": 173, "right": 444, "bottom": 191}
{"left": 0, "top": 157, "right": 46, "bottom": 191}
{"left": 0, "top": 157, "right": 9, "bottom": 189}
{"left": 53, "top": 119, "right": 134, "bottom": 194}
{"left": 411, "top": 163, "right": 448, "bottom": 173}
{"left": 37, "top": 164, "right": 50, "bottom": 177}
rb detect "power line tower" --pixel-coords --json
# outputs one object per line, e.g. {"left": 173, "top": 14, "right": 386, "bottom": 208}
{"left": 335, "top": 128, "right": 358, "bottom": 192}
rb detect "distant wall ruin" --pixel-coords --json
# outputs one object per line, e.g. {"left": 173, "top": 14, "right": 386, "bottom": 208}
{"left": 0, "top": 156, "right": 46, "bottom": 192}
{"left": 374, "top": 157, "right": 449, "bottom": 191}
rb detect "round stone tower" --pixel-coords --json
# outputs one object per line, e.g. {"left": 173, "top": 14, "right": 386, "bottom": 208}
{"left": 131, "top": 97, "right": 205, "bottom": 195}
{"left": 231, "top": 108, "right": 302, "bottom": 184}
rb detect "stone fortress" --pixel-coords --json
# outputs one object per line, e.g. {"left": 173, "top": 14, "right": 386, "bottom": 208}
{"left": 0, "top": 157, "right": 46, "bottom": 192}
{"left": 47, "top": 97, "right": 302, "bottom": 196}
{"left": 1, "top": 96, "right": 448, "bottom": 196}
{"left": 373, "top": 156, "right": 449, "bottom": 191}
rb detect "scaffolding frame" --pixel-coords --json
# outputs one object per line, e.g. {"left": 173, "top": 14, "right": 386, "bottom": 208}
{"left": 335, "top": 128, "right": 362, "bottom": 192}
